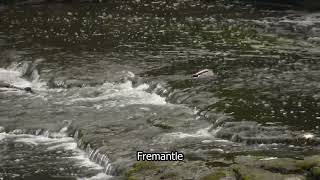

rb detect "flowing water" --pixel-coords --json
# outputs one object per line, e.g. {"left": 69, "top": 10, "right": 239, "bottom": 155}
{"left": 0, "top": 1, "right": 319, "bottom": 179}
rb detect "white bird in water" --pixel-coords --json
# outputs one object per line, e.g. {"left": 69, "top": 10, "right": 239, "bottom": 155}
{"left": 192, "top": 69, "right": 215, "bottom": 79}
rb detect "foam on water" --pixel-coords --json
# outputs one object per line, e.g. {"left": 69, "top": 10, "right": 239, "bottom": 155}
{"left": 279, "top": 12, "right": 320, "bottom": 26}
{"left": 260, "top": 157, "right": 278, "bottom": 161}
{"left": 0, "top": 61, "right": 46, "bottom": 91}
{"left": 67, "top": 80, "right": 167, "bottom": 107}
{"left": 0, "top": 68, "right": 31, "bottom": 88}
{"left": 303, "top": 133, "right": 315, "bottom": 139}
{"left": 157, "top": 126, "right": 215, "bottom": 143}
{"left": 0, "top": 133, "right": 5, "bottom": 142}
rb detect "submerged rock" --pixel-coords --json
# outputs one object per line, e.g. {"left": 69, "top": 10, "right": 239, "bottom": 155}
{"left": 48, "top": 77, "right": 105, "bottom": 89}
{"left": 214, "top": 121, "right": 320, "bottom": 146}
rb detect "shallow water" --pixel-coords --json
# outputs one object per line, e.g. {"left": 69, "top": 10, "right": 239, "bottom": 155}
{"left": 0, "top": 1, "right": 319, "bottom": 179}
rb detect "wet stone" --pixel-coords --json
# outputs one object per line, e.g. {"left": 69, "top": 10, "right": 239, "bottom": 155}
{"left": 200, "top": 170, "right": 236, "bottom": 180}
{"left": 214, "top": 121, "right": 305, "bottom": 145}
{"left": 205, "top": 159, "right": 233, "bottom": 168}
{"left": 146, "top": 118, "right": 174, "bottom": 130}
{"left": 232, "top": 164, "right": 306, "bottom": 180}
{"left": 234, "top": 156, "right": 303, "bottom": 174}
{"left": 125, "top": 161, "right": 215, "bottom": 180}
{"left": 302, "top": 155, "right": 320, "bottom": 168}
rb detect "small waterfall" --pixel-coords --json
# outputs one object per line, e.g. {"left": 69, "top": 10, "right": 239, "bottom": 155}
{"left": 2, "top": 126, "right": 114, "bottom": 177}
{"left": 74, "top": 130, "right": 114, "bottom": 176}
{"left": 35, "top": 126, "right": 114, "bottom": 176}
{"left": 86, "top": 145, "right": 113, "bottom": 175}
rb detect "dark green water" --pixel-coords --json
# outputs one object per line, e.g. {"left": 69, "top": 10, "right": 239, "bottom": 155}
{"left": 0, "top": 1, "right": 319, "bottom": 179}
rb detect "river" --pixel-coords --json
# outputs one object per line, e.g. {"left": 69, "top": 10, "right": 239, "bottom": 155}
{"left": 0, "top": 1, "right": 319, "bottom": 180}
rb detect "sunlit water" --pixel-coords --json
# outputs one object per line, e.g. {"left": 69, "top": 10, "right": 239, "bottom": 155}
{"left": 0, "top": 1, "right": 319, "bottom": 179}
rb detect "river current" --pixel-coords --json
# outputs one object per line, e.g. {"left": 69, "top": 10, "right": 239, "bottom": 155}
{"left": 0, "top": 1, "right": 319, "bottom": 179}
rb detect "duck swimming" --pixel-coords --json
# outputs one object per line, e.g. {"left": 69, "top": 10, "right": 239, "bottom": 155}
{"left": 192, "top": 69, "right": 214, "bottom": 79}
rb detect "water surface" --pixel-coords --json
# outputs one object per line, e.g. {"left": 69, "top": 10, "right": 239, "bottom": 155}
{"left": 0, "top": 1, "right": 319, "bottom": 179}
